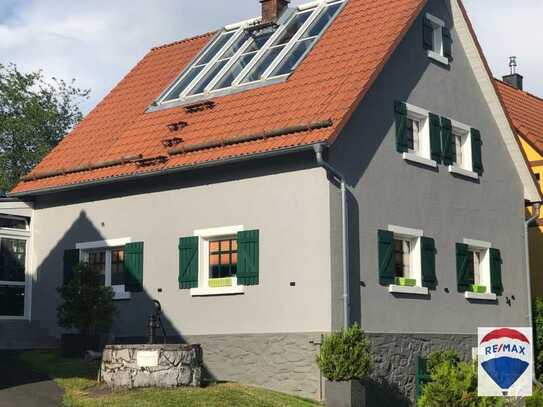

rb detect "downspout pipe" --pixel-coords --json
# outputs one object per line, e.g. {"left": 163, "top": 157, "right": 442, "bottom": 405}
{"left": 526, "top": 202, "right": 540, "bottom": 381}
{"left": 314, "top": 143, "right": 350, "bottom": 329}
{"left": 526, "top": 202, "right": 541, "bottom": 326}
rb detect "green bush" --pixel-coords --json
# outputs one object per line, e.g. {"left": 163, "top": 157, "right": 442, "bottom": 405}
{"left": 427, "top": 350, "right": 460, "bottom": 373}
{"left": 526, "top": 387, "right": 543, "bottom": 407}
{"left": 534, "top": 297, "right": 543, "bottom": 381}
{"left": 57, "top": 264, "right": 116, "bottom": 335}
{"left": 418, "top": 351, "right": 504, "bottom": 407}
{"left": 316, "top": 323, "right": 371, "bottom": 381}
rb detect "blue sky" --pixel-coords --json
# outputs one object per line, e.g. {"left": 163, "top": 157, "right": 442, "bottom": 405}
{"left": 1, "top": 0, "right": 541, "bottom": 113}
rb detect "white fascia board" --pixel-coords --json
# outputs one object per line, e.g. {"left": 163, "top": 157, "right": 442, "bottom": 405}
{"left": 225, "top": 17, "right": 260, "bottom": 31}
{"left": 451, "top": 0, "right": 541, "bottom": 202}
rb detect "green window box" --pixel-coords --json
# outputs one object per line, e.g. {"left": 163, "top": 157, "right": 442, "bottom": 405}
{"left": 395, "top": 277, "right": 416, "bottom": 287}
{"left": 209, "top": 277, "right": 233, "bottom": 288}
{"left": 470, "top": 284, "right": 487, "bottom": 293}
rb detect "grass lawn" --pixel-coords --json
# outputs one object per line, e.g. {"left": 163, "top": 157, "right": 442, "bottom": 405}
{"left": 20, "top": 350, "right": 321, "bottom": 407}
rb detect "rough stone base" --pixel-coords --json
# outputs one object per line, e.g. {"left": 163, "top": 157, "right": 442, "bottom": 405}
{"left": 116, "top": 333, "right": 324, "bottom": 400}
{"left": 100, "top": 344, "right": 202, "bottom": 389}
{"left": 366, "top": 333, "right": 476, "bottom": 406}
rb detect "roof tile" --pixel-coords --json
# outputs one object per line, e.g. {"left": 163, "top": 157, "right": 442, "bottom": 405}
{"left": 13, "top": 0, "right": 426, "bottom": 194}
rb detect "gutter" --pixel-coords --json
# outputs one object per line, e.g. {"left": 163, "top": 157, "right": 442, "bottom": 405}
{"left": 313, "top": 143, "right": 350, "bottom": 329}
{"left": 8, "top": 143, "right": 322, "bottom": 198}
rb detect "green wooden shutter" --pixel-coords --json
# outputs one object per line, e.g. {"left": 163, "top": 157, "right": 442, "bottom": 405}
{"left": 415, "top": 356, "right": 431, "bottom": 400}
{"left": 456, "top": 243, "right": 472, "bottom": 292}
{"left": 443, "top": 27, "right": 452, "bottom": 60}
{"left": 179, "top": 237, "right": 199, "bottom": 289}
{"left": 125, "top": 242, "right": 144, "bottom": 292}
{"left": 394, "top": 101, "right": 408, "bottom": 153}
{"left": 237, "top": 230, "right": 259, "bottom": 286}
{"left": 490, "top": 248, "right": 503, "bottom": 295}
{"left": 423, "top": 18, "right": 434, "bottom": 50}
{"left": 441, "top": 117, "right": 454, "bottom": 165}
{"left": 63, "top": 249, "right": 79, "bottom": 285}
{"left": 429, "top": 113, "right": 442, "bottom": 163}
{"left": 378, "top": 230, "right": 395, "bottom": 285}
{"left": 421, "top": 237, "right": 437, "bottom": 289}
{"left": 471, "top": 128, "right": 483, "bottom": 175}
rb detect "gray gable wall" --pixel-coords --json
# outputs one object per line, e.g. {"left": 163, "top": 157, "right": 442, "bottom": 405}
{"left": 328, "top": 0, "right": 528, "bottom": 334}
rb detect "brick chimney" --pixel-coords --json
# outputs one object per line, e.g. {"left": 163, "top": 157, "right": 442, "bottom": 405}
{"left": 260, "top": 0, "right": 289, "bottom": 24}
{"left": 503, "top": 56, "right": 523, "bottom": 90}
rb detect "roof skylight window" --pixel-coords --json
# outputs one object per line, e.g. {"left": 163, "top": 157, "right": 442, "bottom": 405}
{"left": 158, "top": 0, "right": 346, "bottom": 106}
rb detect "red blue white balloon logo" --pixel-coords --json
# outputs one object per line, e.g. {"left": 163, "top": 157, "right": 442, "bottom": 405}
{"left": 480, "top": 328, "right": 530, "bottom": 389}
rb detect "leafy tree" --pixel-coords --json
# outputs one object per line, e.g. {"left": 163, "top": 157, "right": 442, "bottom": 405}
{"left": 0, "top": 63, "right": 89, "bottom": 192}
{"left": 57, "top": 264, "right": 115, "bottom": 335}
{"left": 317, "top": 323, "right": 372, "bottom": 381}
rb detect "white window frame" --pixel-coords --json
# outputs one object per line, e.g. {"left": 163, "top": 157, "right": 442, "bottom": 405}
{"left": 425, "top": 13, "right": 449, "bottom": 65}
{"left": 401, "top": 103, "right": 437, "bottom": 168}
{"left": 448, "top": 120, "right": 479, "bottom": 180}
{"left": 0, "top": 216, "right": 32, "bottom": 320}
{"left": 190, "top": 225, "right": 245, "bottom": 297}
{"left": 76, "top": 238, "right": 132, "bottom": 300}
{"left": 462, "top": 238, "right": 496, "bottom": 301}
{"left": 387, "top": 225, "right": 428, "bottom": 296}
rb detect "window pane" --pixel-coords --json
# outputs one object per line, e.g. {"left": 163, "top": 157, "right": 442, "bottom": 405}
{"left": 163, "top": 66, "right": 205, "bottom": 101}
{"left": 242, "top": 46, "right": 284, "bottom": 83}
{"left": 271, "top": 38, "right": 315, "bottom": 76}
{"left": 209, "top": 238, "right": 238, "bottom": 280}
{"left": 214, "top": 53, "right": 256, "bottom": 90}
{"left": 197, "top": 32, "right": 235, "bottom": 65}
{"left": 245, "top": 31, "right": 274, "bottom": 53}
{"left": 273, "top": 11, "right": 312, "bottom": 46}
{"left": 302, "top": 3, "right": 342, "bottom": 39}
{"left": 87, "top": 250, "right": 106, "bottom": 285}
{"left": 111, "top": 248, "right": 125, "bottom": 286}
{"left": 0, "top": 285, "right": 24, "bottom": 316}
{"left": 0, "top": 217, "right": 27, "bottom": 230}
{"left": 0, "top": 238, "right": 26, "bottom": 282}
{"left": 394, "top": 239, "right": 404, "bottom": 278}
{"left": 189, "top": 59, "right": 229, "bottom": 95}
{"left": 221, "top": 32, "right": 251, "bottom": 59}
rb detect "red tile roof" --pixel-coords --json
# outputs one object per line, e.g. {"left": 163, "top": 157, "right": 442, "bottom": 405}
{"left": 495, "top": 79, "right": 543, "bottom": 154}
{"left": 12, "top": 0, "right": 427, "bottom": 195}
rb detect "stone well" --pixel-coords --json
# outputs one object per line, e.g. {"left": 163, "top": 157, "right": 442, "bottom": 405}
{"left": 100, "top": 344, "right": 203, "bottom": 389}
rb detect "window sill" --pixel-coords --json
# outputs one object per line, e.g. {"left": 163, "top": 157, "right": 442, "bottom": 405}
{"left": 427, "top": 50, "right": 449, "bottom": 66}
{"left": 402, "top": 153, "right": 437, "bottom": 168}
{"left": 464, "top": 291, "right": 497, "bottom": 301}
{"left": 389, "top": 285, "right": 429, "bottom": 295}
{"left": 0, "top": 316, "right": 28, "bottom": 320}
{"left": 112, "top": 285, "right": 131, "bottom": 300}
{"left": 448, "top": 165, "right": 479, "bottom": 180}
{"left": 190, "top": 285, "right": 245, "bottom": 297}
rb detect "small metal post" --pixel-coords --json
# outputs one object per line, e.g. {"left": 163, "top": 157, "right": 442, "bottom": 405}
{"left": 310, "top": 334, "right": 324, "bottom": 401}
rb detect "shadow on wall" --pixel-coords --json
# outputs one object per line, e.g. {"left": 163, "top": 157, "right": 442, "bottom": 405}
{"left": 30, "top": 210, "right": 218, "bottom": 385}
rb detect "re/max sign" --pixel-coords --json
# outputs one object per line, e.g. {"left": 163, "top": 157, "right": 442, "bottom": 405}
{"left": 484, "top": 343, "right": 526, "bottom": 356}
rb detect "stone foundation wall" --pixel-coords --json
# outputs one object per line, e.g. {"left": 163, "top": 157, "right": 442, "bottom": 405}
{"left": 116, "top": 332, "right": 324, "bottom": 400}
{"left": 101, "top": 344, "right": 202, "bottom": 389}
{"left": 366, "top": 333, "right": 476, "bottom": 406}
{"left": 183, "top": 333, "right": 324, "bottom": 400}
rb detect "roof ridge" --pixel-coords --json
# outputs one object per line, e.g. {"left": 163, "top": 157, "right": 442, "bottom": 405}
{"left": 495, "top": 78, "right": 543, "bottom": 105}
{"left": 151, "top": 31, "right": 215, "bottom": 51}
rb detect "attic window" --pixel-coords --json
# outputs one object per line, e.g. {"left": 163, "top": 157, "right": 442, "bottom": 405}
{"left": 158, "top": 0, "right": 345, "bottom": 106}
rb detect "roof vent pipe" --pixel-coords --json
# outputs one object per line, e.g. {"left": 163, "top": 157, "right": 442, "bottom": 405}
{"left": 260, "top": 0, "right": 289, "bottom": 24}
{"left": 503, "top": 56, "right": 523, "bottom": 90}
